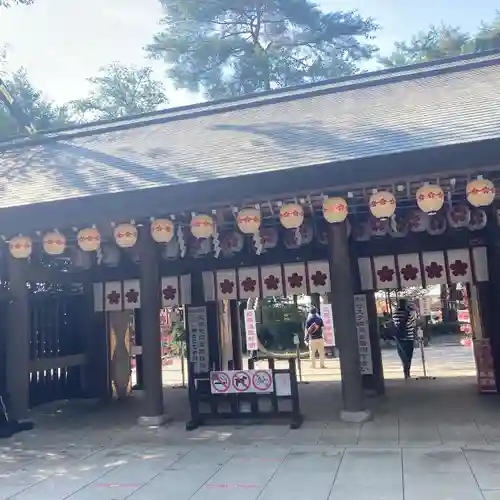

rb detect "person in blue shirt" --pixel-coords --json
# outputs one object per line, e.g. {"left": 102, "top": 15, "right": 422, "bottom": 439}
{"left": 305, "top": 307, "right": 325, "bottom": 369}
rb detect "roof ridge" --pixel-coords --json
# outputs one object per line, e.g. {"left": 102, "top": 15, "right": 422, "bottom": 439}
{"left": 2, "top": 49, "right": 500, "bottom": 150}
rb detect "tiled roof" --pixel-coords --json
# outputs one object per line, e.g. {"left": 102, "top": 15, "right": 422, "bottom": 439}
{"left": 1, "top": 51, "right": 500, "bottom": 211}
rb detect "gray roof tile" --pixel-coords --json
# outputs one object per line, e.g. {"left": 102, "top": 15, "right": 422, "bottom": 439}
{"left": 1, "top": 52, "right": 500, "bottom": 210}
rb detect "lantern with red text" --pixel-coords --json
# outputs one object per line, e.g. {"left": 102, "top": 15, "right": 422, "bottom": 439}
{"left": 279, "top": 203, "right": 304, "bottom": 229}
{"left": 43, "top": 231, "right": 66, "bottom": 255}
{"left": 323, "top": 197, "right": 348, "bottom": 223}
{"left": 9, "top": 236, "right": 32, "bottom": 259}
{"left": 77, "top": 227, "right": 101, "bottom": 252}
{"left": 150, "top": 218, "right": 174, "bottom": 243}
{"left": 466, "top": 178, "right": 495, "bottom": 207}
{"left": 369, "top": 191, "right": 396, "bottom": 219}
{"left": 416, "top": 184, "right": 444, "bottom": 214}
{"left": 114, "top": 223, "right": 138, "bottom": 248}
{"left": 191, "top": 214, "right": 214, "bottom": 239}
{"left": 237, "top": 208, "right": 261, "bottom": 234}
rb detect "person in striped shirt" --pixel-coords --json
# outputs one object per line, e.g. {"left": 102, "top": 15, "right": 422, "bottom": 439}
{"left": 392, "top": 298, "right": 417, "bottom": 379}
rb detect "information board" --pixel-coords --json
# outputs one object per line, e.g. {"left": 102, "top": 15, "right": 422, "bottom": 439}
{"left": 354, "top": 294, "right": 373, "bottom": 375}
{"left": 244, "top": 309, "right": 259, "bottom": 351}
{"left": 320, "top": 303, "right": 336, "bottom": 346}
{"left": 187, "top": 306, "right": 210, "bottom": 374}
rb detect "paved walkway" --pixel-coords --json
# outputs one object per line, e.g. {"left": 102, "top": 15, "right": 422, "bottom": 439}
{"left": 1, "top": 339, "right": 500, "bottom": 499}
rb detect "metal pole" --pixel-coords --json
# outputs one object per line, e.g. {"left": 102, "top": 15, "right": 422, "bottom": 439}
{"left": 416, "top": 332, "right": 436, "bottom": 380}
{"left": 296, "top": 342, "right": 303, "bottom": 383}
{"left": 180, "top": 340, "right": 186, "bottom": 388}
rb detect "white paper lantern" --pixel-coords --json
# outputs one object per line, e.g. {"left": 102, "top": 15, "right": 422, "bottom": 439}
{"left": 150, "top": 218, "right": 174, "bottom": 243}
{"left": 190, "top": 214, "right": 214, "bottom": 239}
{"left": 114, "top": 223, "right": 138, "bottom": 248}
{"left": 323, "top": 197, "right": 348, "bottom": 223}
{"left": 466, "top": 178, "right": 495, "bottom": 207}
{"left": 9, "top": 236, "right": 32, "bottom": 259}
{"left": 42, "top": 231, "right": 66, "bottom": 255}
{"left": 279, "top": 203, "right": 304, "bottom": 229}
{"left": 416, "top": 184, "right": 444, "bottom": 214}
{"left": 369, "top": 191, "right": 396, "bottom": 219}
{"left": 237, "top": 208, "right": 261, "bottom": 234}
{"left": 77, "top": 227, "right": 101, "bottom": 252}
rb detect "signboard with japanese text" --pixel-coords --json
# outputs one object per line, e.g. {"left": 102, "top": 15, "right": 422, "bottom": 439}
{"left": 187, "top": 306, "right": 210, "bottom": 374}
{"left": 244, "top": 309, "right": 259, "bottom": 351}
{"left": 320, "top": 303, "right": 335, "bottom": 346}
{"left": 354, "top": 294, "right": 373, "bottom": 375}
{"left": 473, "top": 339, "right": 497, "bottom": 393}
{"left": 210, "top": 369, "right": 274, "bottom": 394}
{"left": 418, "top": 297, "right": 432, "bottom": 317}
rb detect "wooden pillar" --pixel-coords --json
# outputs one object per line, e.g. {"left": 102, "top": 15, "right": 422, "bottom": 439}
{"left": 328, "top": 222, "right": 371, "bottom": 422}
{"left": 6, "top": 256, "right": 30, "bottom": 420}
{"left": 230, "top": 300, "right": 243, "bottom": 370}
{"left": 137, "top": 226, "right": 165, "bottom": 425}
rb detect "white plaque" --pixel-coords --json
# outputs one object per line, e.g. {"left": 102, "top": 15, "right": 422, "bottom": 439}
{"left": 187, "top": 306, "right": 210, "bottom": 374}
{"left": 244, "top": 309, "right": 259, "bottom": 351}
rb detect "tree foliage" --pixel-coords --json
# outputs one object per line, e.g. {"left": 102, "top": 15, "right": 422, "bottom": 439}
{"left": 0, "top": 69, "right": 70, "bottom": 140}
{"left": 147, "top": 0, "right": 378, "bottom": 99}
{"left": 71, "top": 63, "right": 168, "bottom": 121}
{"left": 0, "top": 0, "right": 34, "bottom": 7}
{"left": 380, "top": 15, "right": 500, "bottom": 68}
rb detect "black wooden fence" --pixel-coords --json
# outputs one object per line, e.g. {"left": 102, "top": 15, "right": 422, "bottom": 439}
{"left": 28, "top": 285, "right": 87, "bottom": 406}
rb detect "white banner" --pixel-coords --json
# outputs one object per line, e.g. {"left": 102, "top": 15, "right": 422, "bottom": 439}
{"left": 244, "top": 309, "right": 259, "bottom": 351}
{"left": 187, "top": 306, "right": 210, "bottom": 374}
{"left": 320, "top": 303, "right": 335, "bottom": 347}
{"left": 210, "top": 369, "right": 274, "bottom": 394}
{"left": 353, "top": 294, "right": 373, "bottom": 375}
{"left": 418, "top": 296, "right": 432, "bottom": 317}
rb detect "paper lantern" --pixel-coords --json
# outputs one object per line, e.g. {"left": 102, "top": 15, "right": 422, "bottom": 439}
{"left": 416, "top": 184, "right": 444, "bottom": 214}
{"left": 150, "top": 218, "right": 174, "bottom": 243}
{"left": 42, "top": 231, "right": 66, "bottom": 255}
{"left": 191, "top": 214, "right": 214, "bottom": 239}
{"left": 114, "top": 223, "right": 138, "bottom": 248}
{"left": 369, "top": 191, "right": 396, "bottom": 219}
{"left": 77, "top": 227, "right": 101, "bottom": 252}
{"left": 323, "top": 197, "right": 348, "bottom": 223}
{"left": 9, "top": 236, "right": 32, "bottom": 259}
{"left": 466, "top": 178, "right": 495, "bottom": 207}
{"left": 237, "top": 208, "right": 261, "bottom": 234}
{"left": 279, "top": 203, "right": 304, "bottom": 229}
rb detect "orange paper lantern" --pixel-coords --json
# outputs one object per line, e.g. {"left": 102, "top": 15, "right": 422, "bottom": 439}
{"left": 416, "top": 184, "right": 444, "bottom": 214}
{"left": 237, "top": 208, "right": 261, "bottom": 234}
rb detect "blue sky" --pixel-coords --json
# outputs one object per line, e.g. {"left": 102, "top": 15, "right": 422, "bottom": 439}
{"left": 0, "top": 0, "right": 498, "bottom": 106}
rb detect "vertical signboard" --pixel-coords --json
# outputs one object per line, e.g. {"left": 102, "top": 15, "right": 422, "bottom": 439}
{"left": 244, "top": 309, "right": 259, "bottom": 351}
{"left": 187, "top": 306, "right": 210, "bottom": 374}
{"left": 473, "top": 339, "right": 497, "bottom": 393}
{"left": 418, "top": 297, "right": 432, "bottom": 317}
{"left": 320, "top": 303, "right": 335, "bottom": 347}
{"left": 353, "top": 294, "right": 373, "bottom": 375}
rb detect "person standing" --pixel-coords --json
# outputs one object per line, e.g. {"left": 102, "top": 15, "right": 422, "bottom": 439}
{"left": 305, "top": 307, "right": 325, "bottom": 369}
{"left": 392, "top": 298, "right": 417, "bottom": 379}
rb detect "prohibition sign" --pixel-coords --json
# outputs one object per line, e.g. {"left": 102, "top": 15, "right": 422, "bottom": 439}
{"left": 252, "top": 370, "right": 272, "bottom": 392}
{"left": 232, "top": 371, "right": 251, "bottom": 392}
{"left": 211, "top": 372, "right": 230, "bottom": 393}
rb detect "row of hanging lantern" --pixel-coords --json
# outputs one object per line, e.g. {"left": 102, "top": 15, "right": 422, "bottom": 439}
{"left": 7, "top": 177, "right": 497, "bottom": 258}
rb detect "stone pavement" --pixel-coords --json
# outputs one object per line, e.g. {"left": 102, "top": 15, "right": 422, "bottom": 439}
{"left": 2, "top": 340, "right": 500, "bottom": 499}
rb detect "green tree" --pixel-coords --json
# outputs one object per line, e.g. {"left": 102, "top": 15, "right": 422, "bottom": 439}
{"left": 71, "top": 63, "right": 168, "bottom": 121}
{"left": 146, "top": 0, "right": 378, "bottom": 99}
{"left": 0, "top": 68, "right": 70, "bottom": 139}
{"left": 0, "top": 0, "right": 34, "bottom": 7}
{"left": 380, "top": 15, "right": 500, "bottom": 68}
